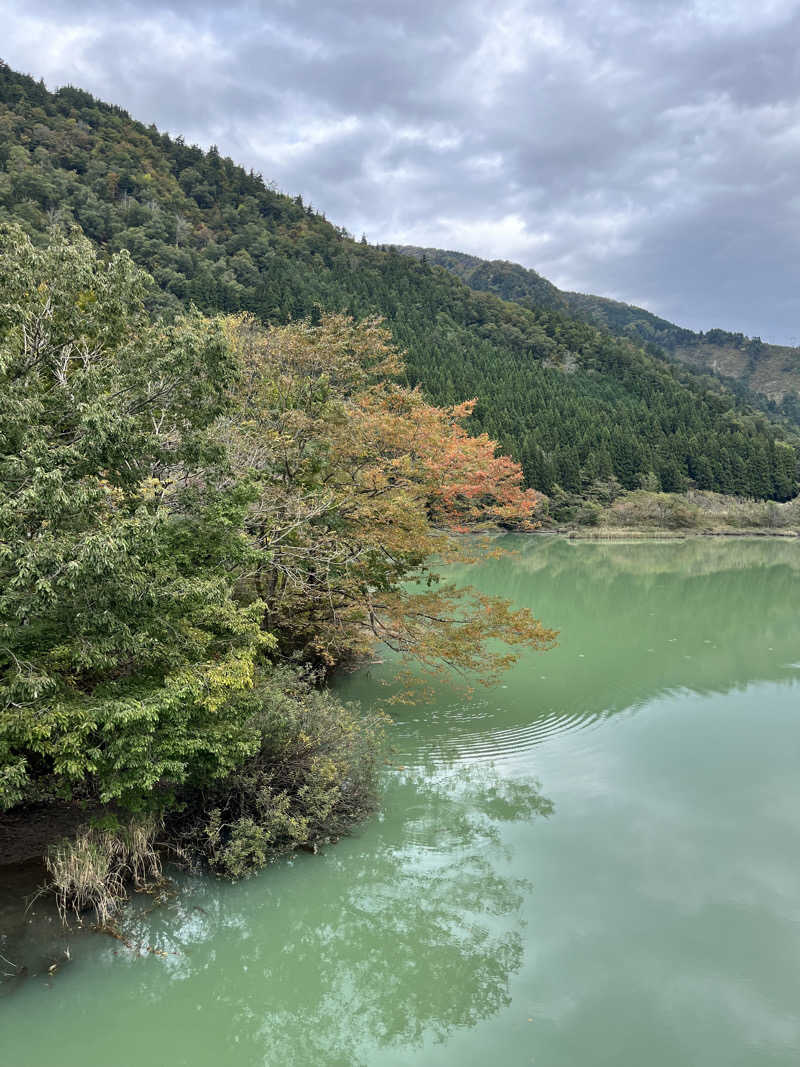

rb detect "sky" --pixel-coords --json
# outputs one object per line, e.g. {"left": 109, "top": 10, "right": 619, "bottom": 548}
{"left": 3, "top": 0, "right": 800, "bottom": 343}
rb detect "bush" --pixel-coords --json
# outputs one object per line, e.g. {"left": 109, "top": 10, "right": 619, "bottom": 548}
{"left": 174, "top": 668, "right": 386, "bottom": 878}
{"left": 576, "top": 502, "right": 602, "bottom": 527}
{"left": 40, "top": 669, "right": 385, "bottom": 914}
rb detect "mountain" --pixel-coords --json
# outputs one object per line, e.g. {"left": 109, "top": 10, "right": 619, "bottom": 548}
{"left": 0, "top": 59, "right": 796, "bottom": 502}
{"left": 399, "top": 246, "right": 800, "bottom": 419}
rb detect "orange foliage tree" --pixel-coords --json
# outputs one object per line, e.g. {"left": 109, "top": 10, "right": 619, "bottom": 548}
{"left": 220, "top": 314, "right": 556, "bottom": 686}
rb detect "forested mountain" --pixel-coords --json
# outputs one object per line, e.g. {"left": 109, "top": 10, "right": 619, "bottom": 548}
{"left": 1, "top": 60, "right": 797, "bottom": 501}
{"left": 400, "top": 246, "right": 800, "bottom": 420}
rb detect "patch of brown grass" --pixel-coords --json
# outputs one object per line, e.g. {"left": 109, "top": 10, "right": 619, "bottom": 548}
{"left": 45, "top": 816, "right": 163, "bottom": 925}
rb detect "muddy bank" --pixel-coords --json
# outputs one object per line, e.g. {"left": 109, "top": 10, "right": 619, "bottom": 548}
{"left": 0, "top": 803, "right": 102, "bottom": 992}
{"left": 0, "top": 857, "right": 75, "bottom": 996}
{"left": 0, "top": 803, "right": 102, "bottom": 867}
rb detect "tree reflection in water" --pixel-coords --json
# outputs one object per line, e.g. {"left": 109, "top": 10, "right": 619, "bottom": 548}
{"left": 118, "top": 766, "right": 553, "bottom": 1066}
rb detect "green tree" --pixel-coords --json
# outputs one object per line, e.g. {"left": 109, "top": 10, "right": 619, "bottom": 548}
{"left": 0, "top": 226, "right": 266, "bottom": 811}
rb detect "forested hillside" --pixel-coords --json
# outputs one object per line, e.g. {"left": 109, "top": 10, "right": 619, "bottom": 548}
{"left": 401, "top": 246, "right": 800, "bottom": 421}
{"left": 1, "top": 60, "right": 797, "bottom": 501}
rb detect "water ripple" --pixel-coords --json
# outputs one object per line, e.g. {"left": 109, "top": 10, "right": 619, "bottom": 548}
{"left": 393, "top": 706, "right": 611, "bottom": 769}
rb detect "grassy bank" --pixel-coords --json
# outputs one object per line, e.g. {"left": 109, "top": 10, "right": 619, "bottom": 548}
{"left": 543, "top": 488, "right": 800, "bottom": 537}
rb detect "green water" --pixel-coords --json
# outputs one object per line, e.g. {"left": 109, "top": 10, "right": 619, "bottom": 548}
{"left": 3, "top": 538, "right": 800, "bottom": 1066}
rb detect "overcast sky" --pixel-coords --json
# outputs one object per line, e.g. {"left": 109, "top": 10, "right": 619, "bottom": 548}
{"left": 3, "top": 0, "right": 800, "bottom": 342}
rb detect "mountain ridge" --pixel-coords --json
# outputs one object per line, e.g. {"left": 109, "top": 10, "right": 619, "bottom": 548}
{"left": 398, "top": 245, "right": 800, "bottom": 418}
{"left": 0, "top": 59, "right": 796, "bottom": 502}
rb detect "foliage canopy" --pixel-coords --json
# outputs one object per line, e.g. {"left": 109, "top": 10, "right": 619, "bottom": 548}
{"left": 0, "top": 227, "right": 553, "bottom": 830}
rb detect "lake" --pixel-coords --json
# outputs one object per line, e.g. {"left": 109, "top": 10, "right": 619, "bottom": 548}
{"left": 2, "top": 537, "right": 800, "bottom": 1066}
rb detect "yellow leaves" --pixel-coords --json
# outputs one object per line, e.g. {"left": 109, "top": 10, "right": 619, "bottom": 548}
{"left": 173, "top": 649, "right": 257, "bottom": 714}
{"left": 75, "top": 288, "right": 97, "bottom": 310}
{"left": 135, "top": 476, "right": 167, "bottom": 502}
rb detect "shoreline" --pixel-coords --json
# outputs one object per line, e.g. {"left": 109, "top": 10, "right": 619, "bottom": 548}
{"left": 542, "top": 527, "right": 800, "bottom": 540}
{"left": 1, "top": 529, "right": 795, "bottom": 933}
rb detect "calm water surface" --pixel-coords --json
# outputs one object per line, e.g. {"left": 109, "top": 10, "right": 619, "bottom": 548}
{"left": 3, "top": 538, "right": 800, "bottom": 1066}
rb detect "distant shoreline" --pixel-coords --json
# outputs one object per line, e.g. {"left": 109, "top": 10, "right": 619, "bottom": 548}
{"left": 540, "top": 528, "right": 799, "bottom": 540}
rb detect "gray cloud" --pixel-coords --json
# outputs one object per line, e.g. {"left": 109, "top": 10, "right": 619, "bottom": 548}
{"left": 3, "top": 0, "right": 800, "bottom": 341}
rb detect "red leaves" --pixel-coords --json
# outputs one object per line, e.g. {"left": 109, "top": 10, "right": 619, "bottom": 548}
{"left": 224, "top": 313, "right": 552, "bottom": 682}
{"left": 351, "top": 387, "right": 538, "bottom": 531}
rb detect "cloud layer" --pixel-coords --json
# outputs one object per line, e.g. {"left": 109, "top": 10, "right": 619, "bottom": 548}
{"left": 4, "top": 0, "right": 800, "bottom": 341}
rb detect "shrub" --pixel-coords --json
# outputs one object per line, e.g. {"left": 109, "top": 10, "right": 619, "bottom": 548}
{"left": 174, "top": 668, "right": 386, "bottom": 878}
{"left": 576, "top": 502, "right": 602, "bottom": 527}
